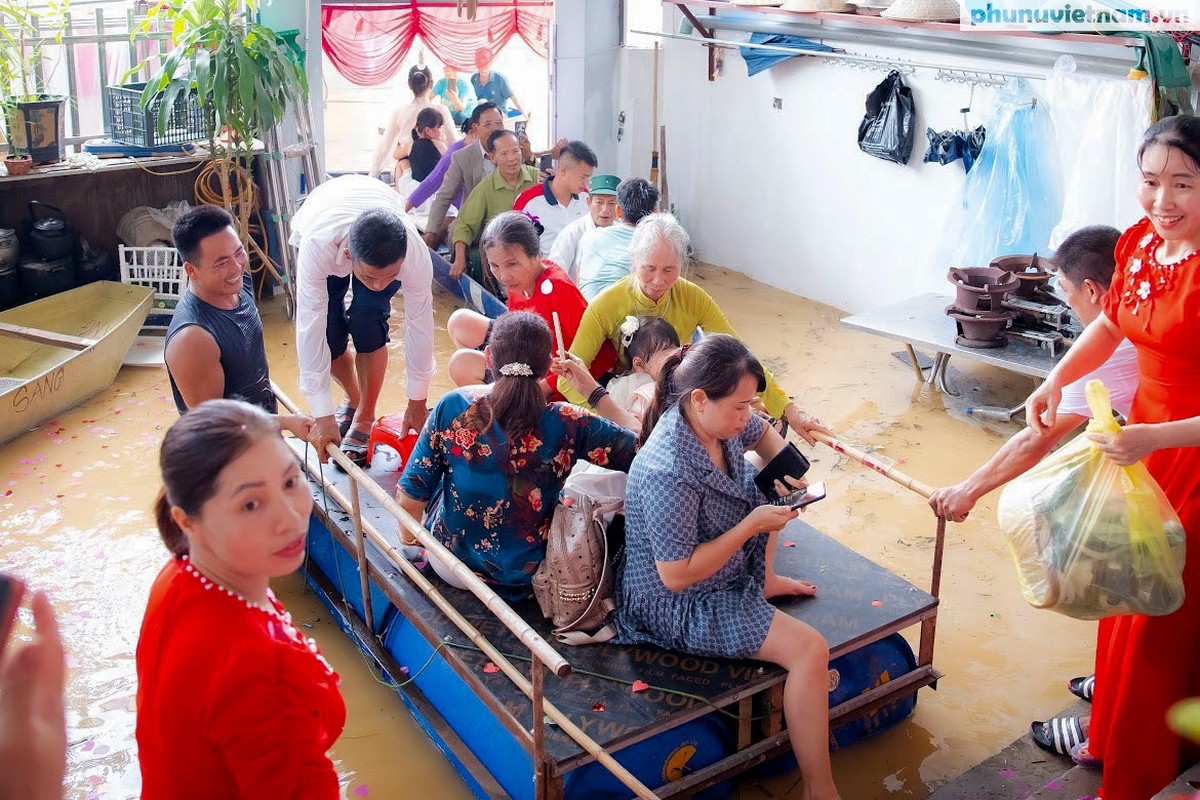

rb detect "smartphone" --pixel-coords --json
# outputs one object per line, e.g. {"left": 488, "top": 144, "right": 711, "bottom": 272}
{"left": 539, "top": 153, "right": 553, "bottom": 171}
{"left": 514, "top": 120, "right": 528, "bottom": 137}
{"left": 774, "top": 481, "right": 827, "bottom": 509}
{"left": 0, "top": 573, "right": 26, "bottom": 657}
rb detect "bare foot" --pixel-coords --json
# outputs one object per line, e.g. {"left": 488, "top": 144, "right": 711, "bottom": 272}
{"left": 765, "top": 575, "right": 818, "bottom": 599}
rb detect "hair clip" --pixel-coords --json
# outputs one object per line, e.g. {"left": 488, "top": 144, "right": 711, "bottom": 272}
{"left": 498, "top": 362, "right": 534, "bottom": 377}
{"left": 519, "top": 210, "right": 545, "bottom": 235}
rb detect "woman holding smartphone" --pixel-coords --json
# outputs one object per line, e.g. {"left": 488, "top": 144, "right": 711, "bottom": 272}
{"left": 614, "top": 334, "right": 840, "bottom": 800}
{"left": 136, "top": 400, "right": 344, "bottom": 799}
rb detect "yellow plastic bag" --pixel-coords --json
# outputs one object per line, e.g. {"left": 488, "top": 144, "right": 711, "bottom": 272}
{"left": 998, "top": 380, "right": 1186, "bottom": 620}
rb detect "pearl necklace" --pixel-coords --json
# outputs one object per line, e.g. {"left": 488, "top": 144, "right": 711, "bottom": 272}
{"left": 180, "top": 555, "right": 282, "bottom": 618}
{"left": 180, "top": 556, "right": 335, "bottom": 674}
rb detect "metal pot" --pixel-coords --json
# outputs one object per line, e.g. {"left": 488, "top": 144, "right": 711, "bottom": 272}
{"left": 76, "top": 242, "right": 114, "bottom": 285}
{"left": 19, "top": 255, "right": 75, "bottom": 300}
{"left": 0, "top": 257, "right": 19, "bottom": 311}
{"left": 0, "top": 228, "right": 18, "bottom": 270}
{"left": 27, "top": 201, "right": 77, "bottom": 262}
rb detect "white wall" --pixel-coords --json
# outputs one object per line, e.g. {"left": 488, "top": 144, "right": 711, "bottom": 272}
{"left": 602, "top": 7, "right": 1135, "bottom": 314}
{"left": 553, "top": 0, "right": 622, "bottom": 167}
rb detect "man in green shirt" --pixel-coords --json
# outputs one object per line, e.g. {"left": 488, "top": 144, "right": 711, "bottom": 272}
{"left": 450, "top": 129, "right": 538, "bottom": 284}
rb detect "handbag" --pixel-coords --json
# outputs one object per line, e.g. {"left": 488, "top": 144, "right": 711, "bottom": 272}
{"left": 531, "top": 465, "right": 626, "bottom": 645}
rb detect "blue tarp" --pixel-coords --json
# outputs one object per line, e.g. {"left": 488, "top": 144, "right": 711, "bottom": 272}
{"left": 740, "top": 32, "right": 835, "bottom": 77}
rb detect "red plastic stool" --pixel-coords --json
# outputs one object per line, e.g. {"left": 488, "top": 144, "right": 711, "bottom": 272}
{"left": 365, "top": 413, "right": 419, "bottom": 469}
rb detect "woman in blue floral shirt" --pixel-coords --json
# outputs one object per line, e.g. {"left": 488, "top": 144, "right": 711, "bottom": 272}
{"left": 397, "top": 311, "right": 637, "bottom": 599}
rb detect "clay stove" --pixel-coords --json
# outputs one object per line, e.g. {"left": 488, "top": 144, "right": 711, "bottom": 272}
{"left": 946, "top": 267, "right": 1018, "bottom": 348}
{"left": 991, "top": 254, "right": 1080, "bottom": 358}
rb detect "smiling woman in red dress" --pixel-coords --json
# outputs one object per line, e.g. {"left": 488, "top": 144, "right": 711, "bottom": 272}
{"left": 1027, "top": 115, "right": 1200, "bottom": 800}
{"left": 136, "top": 400, "right": 344, "bottom": 799}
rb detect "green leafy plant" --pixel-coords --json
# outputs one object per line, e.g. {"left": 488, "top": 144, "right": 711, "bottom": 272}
{"left": 1, "top": 0, "right": 70, "bottom": 153}
{"left": 131, "top": 0, "right": 307, "bottom": 293}
{"left": 0, "top": 0, "right": 69, "bottom": 103}
{"left": 132, "top": 0, "right": 307, "bottom": 214}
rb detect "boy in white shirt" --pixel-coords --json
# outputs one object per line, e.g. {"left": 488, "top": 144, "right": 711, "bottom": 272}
{"left": 930, "top": 225, "right": 1139, "bottom": 522}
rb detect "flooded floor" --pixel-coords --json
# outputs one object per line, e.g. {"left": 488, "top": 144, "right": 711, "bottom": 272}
{"left": 0, "top": 264, "right": 1096, "bottom": 799}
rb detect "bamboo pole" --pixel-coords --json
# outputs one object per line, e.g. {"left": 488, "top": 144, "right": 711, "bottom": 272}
{"left": 650, "top": 42, "right": 660, "bottom": 186}
{"left": 274, "top": 383, "right": 569, "bottom": 676}
{"left": 348, "top": 478, "right": 375, "bottom": 633}
{"left": 812, "top": 431, "right": 948, "bottom": 608}
{"left": 275, "top": 387, "right": 659, "bottom": 799}
{"left": 659, "top": 124, "right": 669, "bottom": 211}
{"left": 812, "top": 432, "right": 934, "bottom": 499}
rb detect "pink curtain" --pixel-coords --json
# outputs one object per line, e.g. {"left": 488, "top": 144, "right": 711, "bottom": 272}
{"left": 321, "top": 2, "right": 553, "bottom": 87}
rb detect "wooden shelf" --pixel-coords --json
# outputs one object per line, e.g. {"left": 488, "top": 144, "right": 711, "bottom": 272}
{"left": 0, "top": 141, "right": 266, "bottom": 186}
{"left": 668, "top": 0, "right": 1142, "bottom": 48}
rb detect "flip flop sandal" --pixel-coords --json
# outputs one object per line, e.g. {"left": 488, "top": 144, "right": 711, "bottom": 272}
{"left": 334, "top": 401, "right": 357, "bottom": 439}
{"left": 1068, "top": 674, "right": 1095, "bottom": 702}
{"left": 1030, "top": 716, "right": 1086, "bottom": 757}
{"left": 1069, "top": 740, "right": 1102, "bottom": 770}
{"left": 337, "top": 428, "right": 371, "bottom": 471}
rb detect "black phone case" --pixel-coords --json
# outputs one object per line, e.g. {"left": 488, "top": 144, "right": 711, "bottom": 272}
{"left": 754, "top": 442, "right": 811, "bottom": 498}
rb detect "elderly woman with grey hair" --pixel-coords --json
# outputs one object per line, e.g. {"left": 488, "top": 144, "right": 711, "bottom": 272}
{"left": 559, "top": 213, "right": 828, "bottom": 440}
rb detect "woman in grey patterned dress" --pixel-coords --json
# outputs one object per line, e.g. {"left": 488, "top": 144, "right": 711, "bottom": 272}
{"left": 614, "top": 334, "right": 840, "bottom": 800}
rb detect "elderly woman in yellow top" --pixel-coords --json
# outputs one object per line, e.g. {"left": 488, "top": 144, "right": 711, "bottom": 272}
{"left": 560, "top": 213, "right": 828, "bottom": 441}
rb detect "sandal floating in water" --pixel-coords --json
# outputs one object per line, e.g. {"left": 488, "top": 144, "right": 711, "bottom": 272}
{"left": 1030, "top": 716, "right": 1086, "bottom": 757}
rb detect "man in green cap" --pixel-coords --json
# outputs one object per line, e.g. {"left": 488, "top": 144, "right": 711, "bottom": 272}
{"left": 549, "top": 173, "right": 620, "bottom": 281}
{"left": 576, "top": 177, "right": 659, "bottom": 301}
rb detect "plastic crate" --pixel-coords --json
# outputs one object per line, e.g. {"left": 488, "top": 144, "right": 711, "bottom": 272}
{"left": 106, "top": 82, "right": 208, "bottom": 148}
{"left": 119, "top": 245, "right": 188, "bottom": 330}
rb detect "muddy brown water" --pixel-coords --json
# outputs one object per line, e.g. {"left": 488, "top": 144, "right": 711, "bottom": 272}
{"left": 0, "top": 265, "right": 1095, "bottom": 799}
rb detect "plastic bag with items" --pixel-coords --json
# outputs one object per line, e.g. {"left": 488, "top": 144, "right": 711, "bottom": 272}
{"left": 998, "top": 380, "right": 1186, "bottom": 620}
{"left": 857, "top": 71, "right": 916, "bottom": 165}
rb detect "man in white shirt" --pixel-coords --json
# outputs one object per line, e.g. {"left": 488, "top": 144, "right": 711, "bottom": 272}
{"left": 930, "top": 225, "right": 1139, "bottom": 522}
{"left": 291, "top": 175, "right": 436, "bottom": 463}
{"left": 511, "top": 140, "right": 596, "bottom": 256}
{"left": 548, "top": 174, "right": 620, "bottom": 281}
{"left": 576, "top": 177, "right": 659, "bottom": 301}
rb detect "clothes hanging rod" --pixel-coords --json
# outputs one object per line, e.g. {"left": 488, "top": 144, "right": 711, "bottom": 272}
{"left": 650, "top": 10, "right": 1138, "bottom": 76}
{"left": 633, "top": 29, "right": 1051, "bottom": 80}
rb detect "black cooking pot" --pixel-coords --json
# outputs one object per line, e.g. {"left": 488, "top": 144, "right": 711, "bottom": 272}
{"left": 76, "top": 241, "right": 114, "bottom": 285}
{"left": 27, "top": 201, "right": 77, "bottom": 262}
{"left": 20, "top": 254, "right": 75, "bottom": 300}
{"left": 0, "top": 259, "right": 19, "bottom": 310}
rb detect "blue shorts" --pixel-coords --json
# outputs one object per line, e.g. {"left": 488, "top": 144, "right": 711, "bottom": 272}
{"left": 325, "top": 274, "right": 401, "bottom": 358}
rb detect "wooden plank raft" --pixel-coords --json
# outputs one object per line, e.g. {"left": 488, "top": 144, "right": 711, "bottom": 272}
{"left": 300, "top": 443, "right": 942, "bottom": 788}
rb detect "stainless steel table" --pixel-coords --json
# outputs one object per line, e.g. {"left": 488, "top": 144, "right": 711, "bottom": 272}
{"left": 841, "top": 292, "right": 1064, "bottom": 420}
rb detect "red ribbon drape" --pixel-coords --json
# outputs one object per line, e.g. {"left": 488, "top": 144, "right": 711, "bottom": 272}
{"left": 321, "top": 3, "right": 553, "bottom": 87}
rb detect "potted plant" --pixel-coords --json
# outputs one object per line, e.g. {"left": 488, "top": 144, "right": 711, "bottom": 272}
{"left": 132, "top": 0, "right": 308, "bottom": 276}
{"left": 0, "top": 0, "right": 71, "bottom": 165}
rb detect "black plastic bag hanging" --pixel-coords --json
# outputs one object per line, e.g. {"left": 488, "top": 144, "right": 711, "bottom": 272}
{"left": 858, "top": 71, "right": 916, "bottom": 165}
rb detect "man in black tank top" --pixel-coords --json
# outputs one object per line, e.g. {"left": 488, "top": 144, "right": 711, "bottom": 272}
{"left": 165, "top": 207, "right": 312, "bottom": 438}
